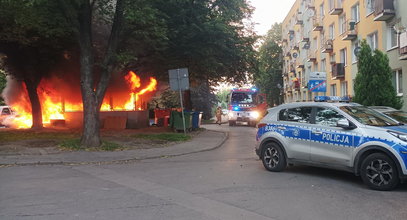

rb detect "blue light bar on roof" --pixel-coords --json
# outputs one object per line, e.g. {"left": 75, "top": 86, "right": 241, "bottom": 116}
{"left": 314, "top": 96, "right": 350, "bottom": 102}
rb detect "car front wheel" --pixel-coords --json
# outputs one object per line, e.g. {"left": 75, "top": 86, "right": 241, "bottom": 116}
{"left": 360, "top": 153, "right": 399, "bottom": 191}
{"left": 261, "top": 142, "right": 286, "bottom": 172}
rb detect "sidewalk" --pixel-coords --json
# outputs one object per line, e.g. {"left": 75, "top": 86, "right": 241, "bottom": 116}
{"left": 0, "top": 127, "right": 228, "bottom": 166}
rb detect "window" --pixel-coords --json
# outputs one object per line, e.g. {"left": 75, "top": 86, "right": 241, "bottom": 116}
{"left": 320, "top": 3, "right": 325, "bottom": 18}
{"left": 352, "top": 40, "right": 359, "bottom": 63}
{"left": 329, "top": 23, "right": 335, "bottom": 40}
{"left": 351, "top": 3, "right": 360, "bottom": 23}
{"left": 315, "top": 107, "right": 346, "bottom": 127}
{"left": 340, "top": 48, "right": 347, "bottom": 66}
{"left": 330, "top": 54, "right": 336, "bottom": 65}
{"left": 339, "top": 14, "right": 346, "bottom": 35}
{"left": 367, "top": 32, "right": 378, "bottom": 50}
{"left": 1, "top": 108, "right": 11, "bottom": 115}
{"left": 366, "top": 0, "right": 376, "bottom": 16}
{"left": 303, "top": 91, "right": 307, "bottom": 101}
{"left": 321, "top": 59, "right": 326, "bottom": 72}
{"left": 392, "top": 69, "right": 403, "bottom": 96}
{"left": 279, "top": 107, "right": 312, "bottom": 123}
{"left": 340, "top": 81, "right": 348, "bottom": 96}
{"left": 313, "top": 37, "right": 318, "bottom": 51}
{"left": 387, "top": 25, "right": 398, "bottom": 50}
{"left": 313, "top": 62, "right": 318, "bottom": 72}
{"left": 330, "top": 84, "right": 337, "bottom": 96}
{"left": 328, "top": 0, "right": 334, "bottom": 11}
{"left": 320, "top": 33, "right": 325, "bottom": 49}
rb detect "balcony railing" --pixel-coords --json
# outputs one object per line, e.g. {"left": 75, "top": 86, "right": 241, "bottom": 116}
{"left": 307, "top": 50, "right": 317, "bottom": 62}
{"left": 341, "top": 20, "right": 358, "bottom": 41}
{"left": 332, "top": 63, "right": 345, "bottom": 78}
{"left": 312, "top": 16, "right": 323, "bottom": 31}
{"left": 374, "top": 0, "right": 395, "bottom": 21}
{"left": 329, "top": 0, "right": 343, "bottom": 15}
{"left": 400, "top": 32, "right": 407, "bottom": 60}
{"left": 321, "top": 38, "right": 333, "bottom": 53}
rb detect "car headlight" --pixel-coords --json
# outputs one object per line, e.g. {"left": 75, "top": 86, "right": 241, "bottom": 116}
{"left": 388, "top": 131, "right": 407, "bottom": 142}
{"left": 251, "top": 111, "right": 260, "bottom": 119}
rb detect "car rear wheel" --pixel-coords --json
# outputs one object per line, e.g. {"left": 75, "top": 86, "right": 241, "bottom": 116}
{"left": 360, "top": 153, "right": 399, "bottom": 191}
{"left": 261, "top": 142, "right": 286, "bottom": 172}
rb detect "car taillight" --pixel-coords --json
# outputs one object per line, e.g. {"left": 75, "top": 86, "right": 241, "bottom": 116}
{"left": 257, "top": 123, "right": 267, "bottom": 129}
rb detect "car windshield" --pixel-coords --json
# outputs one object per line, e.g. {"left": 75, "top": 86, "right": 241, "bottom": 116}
{"left": 231, "top": 92, "right": 254, "bottom": 104}
{"left": 340, "top": 106, "right": 399, "bottom": 126}
{"left": 384, "top": 111, "right": 407, "bottom": 123}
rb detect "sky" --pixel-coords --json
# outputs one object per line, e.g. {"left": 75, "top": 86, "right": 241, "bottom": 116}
{"left": 249, "top": 0, "right": 296, "bottom": 36}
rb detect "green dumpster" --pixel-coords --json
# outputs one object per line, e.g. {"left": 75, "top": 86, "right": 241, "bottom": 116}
{"left": 170, "top": 111, "right": 192, "bottom": 131}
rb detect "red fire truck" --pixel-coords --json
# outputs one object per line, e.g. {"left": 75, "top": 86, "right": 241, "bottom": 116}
{"left": 227, "top": 88, "right": 267, "bottom": 127}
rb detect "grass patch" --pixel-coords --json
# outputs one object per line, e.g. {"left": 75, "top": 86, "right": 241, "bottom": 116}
{"left": 133, "top": 133, "right": 191, "bottom": 142}
{"left": 202, "top": 119, "right": 215, "bottom": 124}
{"left": 60, "top": 139, "right": 122, "bottom": 151}
{"left": 0, "top": 130, "right": 78, "bottom": 142}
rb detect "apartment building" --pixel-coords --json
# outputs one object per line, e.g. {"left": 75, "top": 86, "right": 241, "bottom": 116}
{"left": 282, "top": 0, "right": 407, "bottom": 110}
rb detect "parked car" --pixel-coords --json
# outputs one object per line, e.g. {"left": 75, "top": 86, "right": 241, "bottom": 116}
{"left": 369, "top": 106, "right": 407, "bottom": 124}
{"left": 0, "top": 106, "right": 16, "bottom": 127}
{"left": 256, "top": 96, "right": 407, "bottom": 191}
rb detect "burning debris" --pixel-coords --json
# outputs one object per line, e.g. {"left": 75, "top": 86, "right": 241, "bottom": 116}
{"left": 1, "top": 71, "right": 157, "bottom": 128}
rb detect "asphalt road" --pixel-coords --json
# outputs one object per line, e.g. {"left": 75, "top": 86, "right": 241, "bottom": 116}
{"left": 1, "top": 124, "right": 407, "bottom": 220}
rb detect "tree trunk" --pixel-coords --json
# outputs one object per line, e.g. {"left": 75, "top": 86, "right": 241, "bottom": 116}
{"left": 78, "top": 0, "right": 101, "bottom": 147}
{"left": 78, "top": 0, "right": 124, "bottom": 148}
{"left": 24, "top": 79, "right": 43, "bottom": 129}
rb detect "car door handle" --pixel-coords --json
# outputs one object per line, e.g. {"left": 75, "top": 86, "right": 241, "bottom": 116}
{"left": 277, "top": 126, "right": 286, "bottom": 130}
{"left": 312, "top": 131, "right": 323, "bottom": 135}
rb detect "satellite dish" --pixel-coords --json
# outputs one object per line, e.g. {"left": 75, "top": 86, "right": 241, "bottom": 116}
{"left": 303, "top": 43, "right": 310, "bottom": 49}
{"left": 292, "top": 52, "right": 298, "bottom": 58}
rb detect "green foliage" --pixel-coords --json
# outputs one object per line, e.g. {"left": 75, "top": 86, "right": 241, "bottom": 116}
{"left": 353, "top": 40, "right": 402, "bottom": 109}
{"left": 215, "top": 89, "right": 230, "bottom": 109}
{"left": 0, "top": 69, "right": 5, "bottom": 105}
{"left": 133, "top": 133, "right": 191, "bottom": 142}
{"left": 60, "top": 139, "right": 122, "bottom": 151}
{"left": 0, "top": 130, "right": 78, "bottom": 142}
{"left": 254, "top": 23, "right": 283, "bottom": 106}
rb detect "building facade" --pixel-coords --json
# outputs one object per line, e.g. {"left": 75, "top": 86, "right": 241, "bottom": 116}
{"left": 282, "top": 0, "right": 407, "bottom": 110}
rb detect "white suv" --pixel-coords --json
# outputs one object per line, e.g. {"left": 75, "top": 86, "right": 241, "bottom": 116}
{"left": 255, "top": 98, "right": 407, "bottom": 190}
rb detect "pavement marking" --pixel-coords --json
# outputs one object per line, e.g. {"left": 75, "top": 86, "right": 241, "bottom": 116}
{"left": 75, "top": 166, "right": 275, "bottom": 220}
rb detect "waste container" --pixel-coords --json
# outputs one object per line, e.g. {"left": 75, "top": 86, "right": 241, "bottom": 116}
{"left": 154, "top": 109, "right": 171, "bottom": 126}
{"left": 192, "top": 111, "right": 203, "bottom": 129}
{"left": 170, "top": 110, "right": 192, "bottom": 131}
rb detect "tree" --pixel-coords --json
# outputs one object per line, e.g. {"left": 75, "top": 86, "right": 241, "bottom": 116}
{"left": 57, "top": 0, "right": 125, "bottom": 147}
{"left": 353, "top": 40, "right": 402, "bottom": 109}
{"left": 0, "top": 69, "right": 6, "bottom": 105}
{"left": 0, "top": 0, "right": 74, "bottom": 129}
{"left": 150, "top": 0, "right": 257, "bottom": 118}
{"left": 254, "top": 23, "right": 283, "bottom": 107}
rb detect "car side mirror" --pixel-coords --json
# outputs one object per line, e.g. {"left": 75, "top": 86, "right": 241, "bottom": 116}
{"left": 337, "top": 119, "right": 355, "bottom": 130}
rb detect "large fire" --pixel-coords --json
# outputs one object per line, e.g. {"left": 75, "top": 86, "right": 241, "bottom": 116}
{"left": 4, "top": 71, "right": 157, "bottom": 128}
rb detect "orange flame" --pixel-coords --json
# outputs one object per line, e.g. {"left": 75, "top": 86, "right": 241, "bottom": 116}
{"left": 6, "top": 71, "right": 157, "bottom": 128}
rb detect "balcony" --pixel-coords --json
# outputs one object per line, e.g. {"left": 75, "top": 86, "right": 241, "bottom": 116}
{"left": 400, "top": 32, "right": 407, "bottom": 60}
{"left": 296, "top": 18, "right": 303, "bottom": 25}
{"left": 312, "top": 16, "right": 323, "bottom": 31}
{"left": 306, "top": 0, "right": 315, "bottom": 10}
{"left": 307, "top": 50, "right": 317, "bottom": 62}
{"left": 341, "top": 20, "right": 358, "bottom": 41}
{"left": 329, "top": 0, "right": 343, "bottom": 15}
{"left": 301, "top": 37, "right": 310, "bottom": 42}
{"left": 374, "top": 0, "right": 395, "bottom": 21}
{"left": 297, "top": 64, "right": 305, "bottom": 69}
{"left": 332, "top": 63, "right": 345, "bottom": 79}
{"left": 321, "top": 38, "right": 333, "bottom": 53}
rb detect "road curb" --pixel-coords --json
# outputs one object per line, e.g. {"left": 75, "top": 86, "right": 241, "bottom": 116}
{"left": 0, "top": 129, "right": 229, "bottom": 167}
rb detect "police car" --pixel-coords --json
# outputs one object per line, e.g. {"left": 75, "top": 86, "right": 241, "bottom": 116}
{"left": 255, "top": 96, "right": 407, "bottom": 190}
